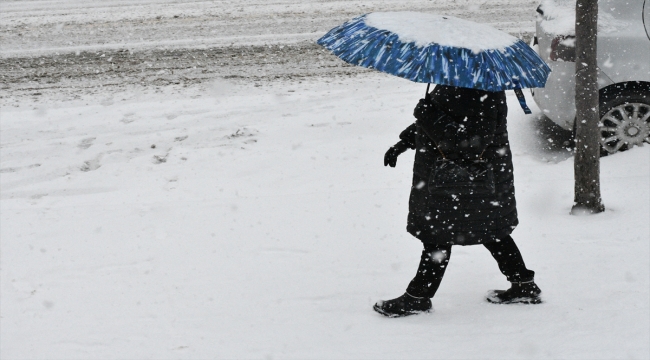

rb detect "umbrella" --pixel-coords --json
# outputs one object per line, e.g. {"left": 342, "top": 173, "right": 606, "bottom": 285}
{"left": 317, "top": 12, "right": 551, "bottom": 114}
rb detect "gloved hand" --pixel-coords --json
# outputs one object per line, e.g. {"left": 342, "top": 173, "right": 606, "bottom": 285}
{"left": 413, "top": 98, "right": 435, "bottom": 121}
{"left": 384, "top": 140, "right": 410, "bottom": 167}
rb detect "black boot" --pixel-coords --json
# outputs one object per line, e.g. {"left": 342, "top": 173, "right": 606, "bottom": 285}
{"left": 373, "top": 293, "right": 432, "bottom": 317}
{"left": 486, "top": 281, "right": 542, "bottom": 304}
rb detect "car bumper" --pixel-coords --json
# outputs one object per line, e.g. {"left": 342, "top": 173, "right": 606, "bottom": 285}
{"left": 533, "top": 62, "right": 616, "bottom": 131}
{"left": 532, "top": 62, "right": 577, "bottom": 130}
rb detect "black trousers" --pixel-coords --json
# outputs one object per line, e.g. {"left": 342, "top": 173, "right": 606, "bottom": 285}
{"left": 406, "top": 236, "right": 535, "bottom": 298}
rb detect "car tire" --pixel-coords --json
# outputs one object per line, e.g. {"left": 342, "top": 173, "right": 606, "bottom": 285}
{"left": 598, "top": 84, "right": 650, "bottom": 156}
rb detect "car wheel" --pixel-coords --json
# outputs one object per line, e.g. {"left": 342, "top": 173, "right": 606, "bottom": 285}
{"left": 598, "top": 89, "right": 650, "bottom": 156}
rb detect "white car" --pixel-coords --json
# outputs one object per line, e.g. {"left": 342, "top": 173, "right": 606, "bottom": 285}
{"left": 532, "top": 0, "right": 650, "bottom": 154}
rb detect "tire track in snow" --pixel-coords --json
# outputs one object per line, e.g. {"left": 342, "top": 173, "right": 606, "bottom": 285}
{"left": 0, "top": 0, "right": 538, "bottom": 103}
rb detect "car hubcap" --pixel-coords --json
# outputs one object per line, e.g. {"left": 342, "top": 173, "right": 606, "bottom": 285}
{"left": 599, "top": 103, "right": 650, "bottom": 154}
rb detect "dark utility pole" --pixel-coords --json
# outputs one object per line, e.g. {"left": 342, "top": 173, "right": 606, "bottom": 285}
{"left": 572, "top": 0, "right": 605, "bottom": 215}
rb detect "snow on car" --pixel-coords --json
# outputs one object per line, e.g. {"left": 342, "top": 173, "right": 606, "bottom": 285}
{"left": 532, "top": 0, "right": 650, "bottom": 155}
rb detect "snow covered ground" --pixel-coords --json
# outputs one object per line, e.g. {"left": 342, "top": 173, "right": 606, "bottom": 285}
{"left": 2, "top": 74, "right": 649, "bottom": 359}
{"left": 1, "top": 1, "right": 649, "bottom": 359}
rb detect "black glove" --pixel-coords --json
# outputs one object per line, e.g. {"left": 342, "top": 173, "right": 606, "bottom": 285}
{"left": 384, "top": 140, "right": 410, "bottom": 167}
{"left": 413, "top": 98, "right": 435, "bottom": 121}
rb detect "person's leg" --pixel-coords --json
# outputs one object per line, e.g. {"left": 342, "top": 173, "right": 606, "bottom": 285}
{"left": 373, "top": 243, "right": 452, "bottom": 317}
{"left": 484, "top": 236, "right": 541, "bottom": 304}
{"left": 483, "top": 235, "right": 534, "bottom": 282}
{"left": 406, "top": 244, "right": 452, "bottom": 298}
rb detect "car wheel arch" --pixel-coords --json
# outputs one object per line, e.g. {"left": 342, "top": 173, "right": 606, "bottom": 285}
{"left": 599, "top": 81, "right": 650, "bottom": 104}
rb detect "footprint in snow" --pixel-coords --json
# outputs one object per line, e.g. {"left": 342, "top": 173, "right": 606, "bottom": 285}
{"left": 226, "top": 128, "right": 258, "bottom": 139}
{"left": 121, "top": 113, "right": 136, "bottom": 124}
{"left": 80, "top": 154, "right": 102, "bottom": 172}
{"left": 78, "top": 137, "right": 96, "bottom": 150}
{"left": 223, "top": 128, "right": 258, "bottom": 148}
{"left": 0, "top": 164, "right": 41, "bottom": 174}
{"left": 153, "top": 154, "right": 168, "bottom": 164}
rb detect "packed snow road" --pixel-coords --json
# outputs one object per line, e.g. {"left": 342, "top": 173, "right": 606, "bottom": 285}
{"left": 1, "top": 0, "right": 538, "bottom": 104}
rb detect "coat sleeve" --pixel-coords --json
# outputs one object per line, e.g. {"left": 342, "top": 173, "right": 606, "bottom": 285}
{"left": 398, "top": 123, "right": 417, "bottom": 149}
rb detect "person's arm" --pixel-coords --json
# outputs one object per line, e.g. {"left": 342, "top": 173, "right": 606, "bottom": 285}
{"left": 384, "top": 96, "right": 442, "bottom": 167}
{"left": 398, "top": 123, "right": 417, "bottom": 149}
{"left": 384, "top": 123, "right": 416, "bottom": 167}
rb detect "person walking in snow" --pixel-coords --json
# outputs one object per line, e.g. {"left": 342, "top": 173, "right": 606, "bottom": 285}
{"left": 374, "top": 85, "right": 542, "bottom": 317}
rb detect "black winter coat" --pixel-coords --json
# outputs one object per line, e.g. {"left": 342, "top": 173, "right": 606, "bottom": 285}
{"left": 399, "top": 85, "right": 518, "bottom": 246}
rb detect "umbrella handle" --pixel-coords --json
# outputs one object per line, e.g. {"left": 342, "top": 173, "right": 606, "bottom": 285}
{"left": 425, "top": 83, "right": 431, "bottom": 100}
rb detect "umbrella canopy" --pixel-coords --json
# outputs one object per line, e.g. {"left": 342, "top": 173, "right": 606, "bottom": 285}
{"left": 317, "top": 12, "right": 551, "bottom": 93}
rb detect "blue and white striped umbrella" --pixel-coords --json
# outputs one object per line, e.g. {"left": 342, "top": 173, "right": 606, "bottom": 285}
{"left": 317, "top": 12, "right": 551, "bottom": 113}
